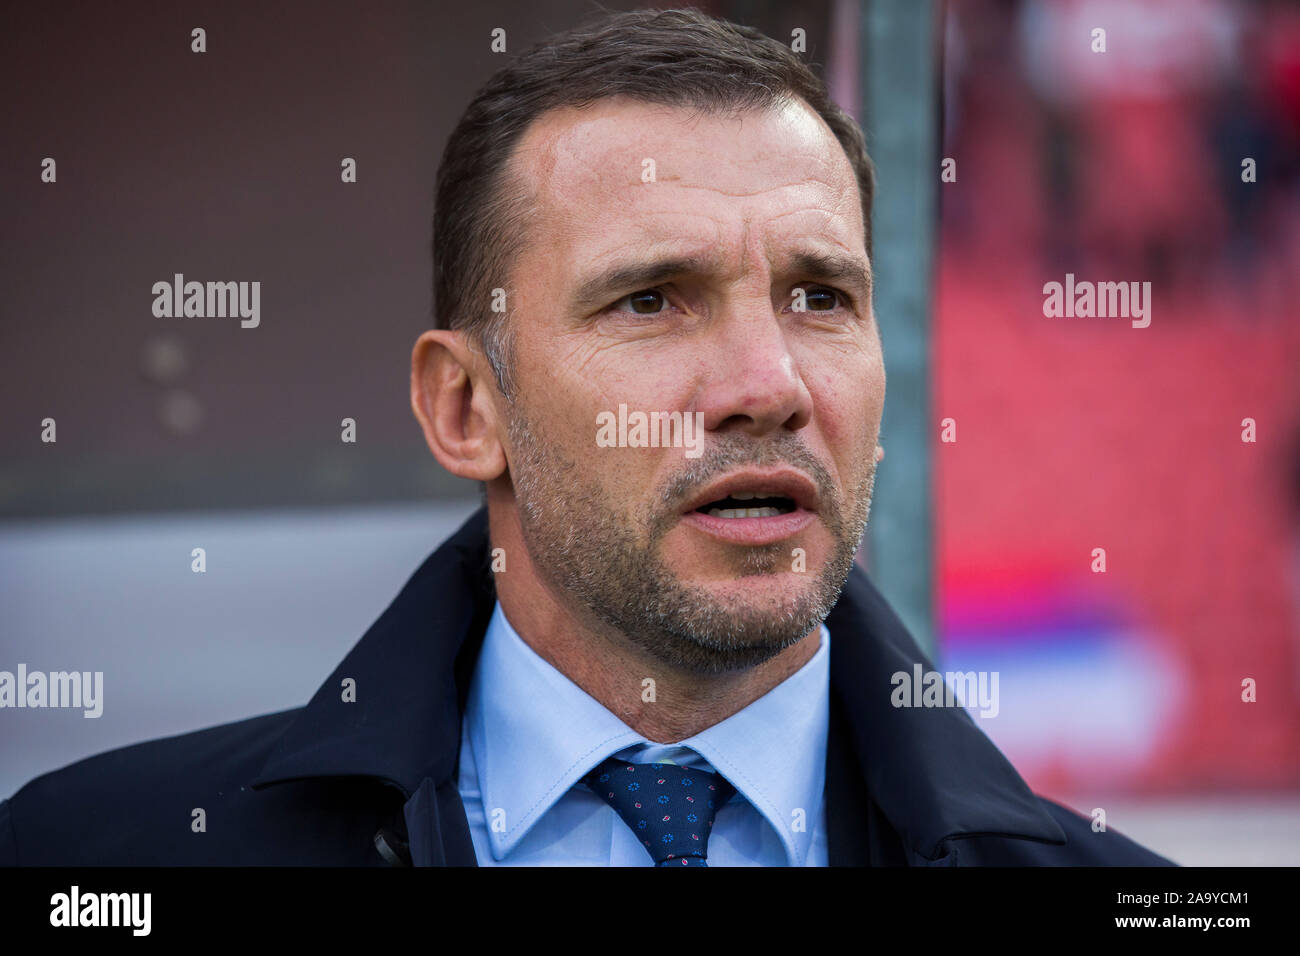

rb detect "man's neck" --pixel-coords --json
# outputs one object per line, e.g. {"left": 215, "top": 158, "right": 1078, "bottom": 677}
{"left": 488, "top": 509, "right": 821, "bottom": 743}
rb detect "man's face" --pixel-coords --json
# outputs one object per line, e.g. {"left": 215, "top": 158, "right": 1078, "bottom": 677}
{"left": 500, "top": 96, "right": 885, "bottom": 673}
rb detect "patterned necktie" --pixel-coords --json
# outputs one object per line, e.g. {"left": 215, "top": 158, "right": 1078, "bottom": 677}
{"left": 583, "top": 756, "right": 736, "bottom": 866}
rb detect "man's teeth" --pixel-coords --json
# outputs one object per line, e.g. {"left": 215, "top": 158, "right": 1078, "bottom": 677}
{"left": 706, "top": 506, "right": 782, "bottom": 518}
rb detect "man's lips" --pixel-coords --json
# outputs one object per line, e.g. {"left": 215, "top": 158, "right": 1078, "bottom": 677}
{"left": 680, "top": 507, "right": 816, "bottom": 546}
{"left": 678, "top": 467, "right": 820, "bottom": 546}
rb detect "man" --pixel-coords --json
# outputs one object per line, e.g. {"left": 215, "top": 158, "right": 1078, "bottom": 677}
{"left": 0, "top": 8, "right": 1171, "bottom": 866}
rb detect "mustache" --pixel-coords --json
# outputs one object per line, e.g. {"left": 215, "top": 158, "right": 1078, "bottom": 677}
{"left": 655, "top": 433, "right": 839, "bottom": 520}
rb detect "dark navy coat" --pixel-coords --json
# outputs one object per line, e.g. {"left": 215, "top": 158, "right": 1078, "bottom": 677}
{"left": 0, "top": 507, "right": 1174, "bottom": 866}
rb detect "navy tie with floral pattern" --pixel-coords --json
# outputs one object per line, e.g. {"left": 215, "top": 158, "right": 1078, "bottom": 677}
{"left": 583, "top": 757, "right": 736, "bottom": 866}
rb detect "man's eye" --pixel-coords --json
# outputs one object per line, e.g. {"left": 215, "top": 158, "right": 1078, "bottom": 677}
{"left": 613, "top": 289, "right": 668, "bottom": 315}
{"left": 798, "top": 286, "right": 844, "bottom": 311}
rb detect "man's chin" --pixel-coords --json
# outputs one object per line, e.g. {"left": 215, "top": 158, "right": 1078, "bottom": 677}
{"left": 659, "top": 598, "right": 826, "bottom": 674}
{"left": 686, "top": 571, "right": 820, "bottom": 601}
{"left": 666, "top": 576, "right": 829, "bottom": 640}
{"left": 552, "top": 547, "right": 839, "bottom": 674}
{"left": 661, "top": 519, "right": 831, "bottom": 576}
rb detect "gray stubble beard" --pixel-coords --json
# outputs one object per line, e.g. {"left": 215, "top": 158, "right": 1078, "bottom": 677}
{"left": 506, "top": 405, "right": 876, "bottom": 674}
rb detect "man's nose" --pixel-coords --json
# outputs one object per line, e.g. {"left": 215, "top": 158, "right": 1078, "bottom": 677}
{"left": 695, "top": 301, "right": 813, "bottom": 436}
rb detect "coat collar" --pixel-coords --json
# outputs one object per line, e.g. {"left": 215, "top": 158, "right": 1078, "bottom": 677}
{"left": 251, "top": 506, "right": 1064, "bottom": 861}
{"left": 824, "top": 569, "right": 1065, "bottom": 859}
{"left": 250, "top": 506, "right": 493, "bottom": 797}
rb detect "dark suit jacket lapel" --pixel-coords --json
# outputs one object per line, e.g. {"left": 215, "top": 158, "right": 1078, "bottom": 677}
{"left": 825, "top": 568, "right": 1066, "bottom": 864}
{"left": 250, "top": 507, "right": 495, "bottom": 865}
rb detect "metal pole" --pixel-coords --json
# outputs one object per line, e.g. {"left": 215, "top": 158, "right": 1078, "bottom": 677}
{"left": 862, "top": 0, "right": 938, "bottom": 657}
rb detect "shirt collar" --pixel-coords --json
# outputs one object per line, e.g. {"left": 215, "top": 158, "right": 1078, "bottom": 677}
{"left": 467, "top": 600, "right": 829, "bottom": 865}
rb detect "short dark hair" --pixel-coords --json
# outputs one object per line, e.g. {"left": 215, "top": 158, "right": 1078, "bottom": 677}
{"left": 432, "top": 6, "right": 875, "bottom": 400}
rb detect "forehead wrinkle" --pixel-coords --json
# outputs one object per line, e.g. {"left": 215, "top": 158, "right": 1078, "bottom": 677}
{"left": 759, "top": 204, "right": 862, "bottom": 250}
{"left": 568, "top": 179, "right": 854, "bottom": 266}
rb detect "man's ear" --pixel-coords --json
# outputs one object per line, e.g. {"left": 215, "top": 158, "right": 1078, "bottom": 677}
{"left": 410, "top": 329, "right": 508, "bottom": 481}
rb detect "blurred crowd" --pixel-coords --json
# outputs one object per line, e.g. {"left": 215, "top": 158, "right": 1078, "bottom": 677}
{"left": 941, "top": 0, "right": 1300, "bottom": 316}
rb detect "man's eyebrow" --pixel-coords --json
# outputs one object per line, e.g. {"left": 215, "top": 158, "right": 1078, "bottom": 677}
{"left": 570, "top": 255, "right": 716, "bottom": 312}
{"left": 781, "top": 250, "right": 874, "bottom": 302}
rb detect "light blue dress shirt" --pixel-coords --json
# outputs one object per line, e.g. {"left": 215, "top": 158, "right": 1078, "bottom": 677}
{"left": 456, "top": 601, "right": 830, "bottom": 866}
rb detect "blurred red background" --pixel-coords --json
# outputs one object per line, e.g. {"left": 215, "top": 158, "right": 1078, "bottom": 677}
{"left": 935, "top": 0, "right": 1300, "bottom": 797}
